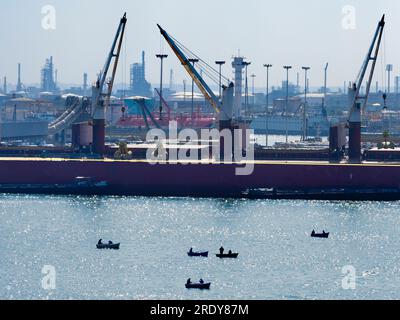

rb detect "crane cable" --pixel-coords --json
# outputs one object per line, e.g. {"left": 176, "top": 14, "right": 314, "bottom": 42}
{"left": 169, "top": 34, "right": 230, "bottom": 85}
{"left": 176, "top": 45, "right": 221, "bottom": 86}
{"left": 122, "top": 28, "right": 127, "bottom": 98}
{"left": 381, "top": 28, "right": 387, "bottom": 93}
{"left": 380, "top": 41, "right": 384, "bottom": 94}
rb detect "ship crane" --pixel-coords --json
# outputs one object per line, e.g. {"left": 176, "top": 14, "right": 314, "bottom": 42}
{"left": 347, "top": 15, "right": 385, "bottom": 163}
{"left": 157, "top": 25, "right": 235, "bottom": 134}
{"left": 92, "top": 13, "right": 127, "bottom": 155}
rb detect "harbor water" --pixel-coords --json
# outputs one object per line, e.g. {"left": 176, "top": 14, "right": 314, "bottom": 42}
{"left": 1, "top": 194, "right": 400, "bottom": 300}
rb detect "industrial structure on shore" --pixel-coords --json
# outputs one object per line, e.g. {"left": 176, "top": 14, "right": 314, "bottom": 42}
{"left": 129, "top": 51, "right": 152, "bottom": 97}
{"left": 41, "top": 56, "right": 58, "bottom": 93}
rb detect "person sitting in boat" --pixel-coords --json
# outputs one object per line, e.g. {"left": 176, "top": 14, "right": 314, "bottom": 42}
{"left": 187, "top": 278, "right": 192, "bottom": 285}
{"left": 189, "top": 248, "right": 193, "bottom": 254}
{"left": 228, "top": 250, "right": 232, "bottom": 255}
{"left": 311, "top": 230, "right": 315, "bottom": 236}
{"left": 199, "top": 279, "right": 204, "bottom": 284}
{"left": 108, "top": 241, "right": 113, "bottom": 245}
{"left": 98, "top": 239, "right": 103, "bottom": 245}
{"left": 219, "top": 247, "right": 224, "bottom": 255}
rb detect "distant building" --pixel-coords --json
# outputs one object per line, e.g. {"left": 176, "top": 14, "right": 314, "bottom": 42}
{"left": 129, "top": 51, "right": 152, "bottom": 97}
{"left": 26, "top": 87, "right": 41, "bottom": 99}
{"left": 273, "top": 97, "right": 302, "bottom": 114}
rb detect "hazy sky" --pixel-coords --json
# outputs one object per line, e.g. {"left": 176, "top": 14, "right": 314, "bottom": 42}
{"left": 1, "top": 0, "right": 399, "bottom": 90}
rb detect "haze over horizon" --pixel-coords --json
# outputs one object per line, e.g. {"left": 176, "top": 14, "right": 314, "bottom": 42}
{"left": 1, "top": 0, "right": 399, "bottom": 91}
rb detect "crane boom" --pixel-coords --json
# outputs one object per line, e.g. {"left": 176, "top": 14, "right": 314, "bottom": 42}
{"left": 348, "top": 15, "right": 385, "bottom": 120}
{"left": 347, "top": 15, "right": 385, "bottom": 163}
{"left": 157, "top": 24, "right": 222, "bottom": 114}
{"left": 92, "top": 13, "right": 127, "bottom": 155}
{"left": 100, "top": 14, "right": 127, "bottom": 96}
{"left": 93, "top": 13, "right": 127, "bottom": 116}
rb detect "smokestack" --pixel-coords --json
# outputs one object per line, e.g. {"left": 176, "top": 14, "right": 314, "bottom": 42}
{"left": 3, "top": 77, "right": 6, "bottom": 94}
{"left": 17, "top": 63, "right": 22, "bottom": 92}
{"left": 83, "top": 73, "right": 88, "bottom": 96}
{"left": 386, "top": 64, "right": 393, "bottom": 94}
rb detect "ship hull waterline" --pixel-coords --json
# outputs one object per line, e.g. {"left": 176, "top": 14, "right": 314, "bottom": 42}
{"left": 0, "top": 158, "right": 400, "bottom": 200}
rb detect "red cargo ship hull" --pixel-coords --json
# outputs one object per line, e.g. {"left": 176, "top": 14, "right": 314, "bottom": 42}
{"left": 0, "top": 158, "right": 399, "bottom": 199}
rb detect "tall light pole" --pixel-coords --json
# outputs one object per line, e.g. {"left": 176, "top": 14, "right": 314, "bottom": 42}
{"left": 322, "top": 63, "right": 328, "bottom": 119}
{"left": 188, "top": 58, "right": 199, "bottom": 125}
{"left": 156, "top": 54, "right": 168, "bottom": 120}
{"left": 215, "top": 61, "right": 225, "bottom": 99}
{"left": 264, "top": 64, "right": 272, "bottom": 146}
{"left": 302, "top": 66, "right": 310, "bottom": 141}
{"left": 243, "top": 61, "right": 251, "bottom": 117}
{"left": 283, "top": 66, "right": 292, "bottom": 144}
{"left": 251, "top": 74, "right": 256, "bottom": 110}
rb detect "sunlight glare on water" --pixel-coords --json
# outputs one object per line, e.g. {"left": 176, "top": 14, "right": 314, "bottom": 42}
{"left": 1, "top": 194, "right": 400, "bottom": 300}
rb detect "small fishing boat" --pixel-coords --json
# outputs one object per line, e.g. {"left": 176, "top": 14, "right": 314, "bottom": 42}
{"left": 96, "top": 242, "right": 120, "bottom": 250}
{"left": 187, "top": 250, "right": 209, "bottom": 257}
{"left": 311, "top": 230, "right": 329, "bottom": 238}
{"left": 216, "top": 253, "right": 239, "bottom": 259}
{"left": 185, "top": 282, "right": 211, "bottom": 290}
